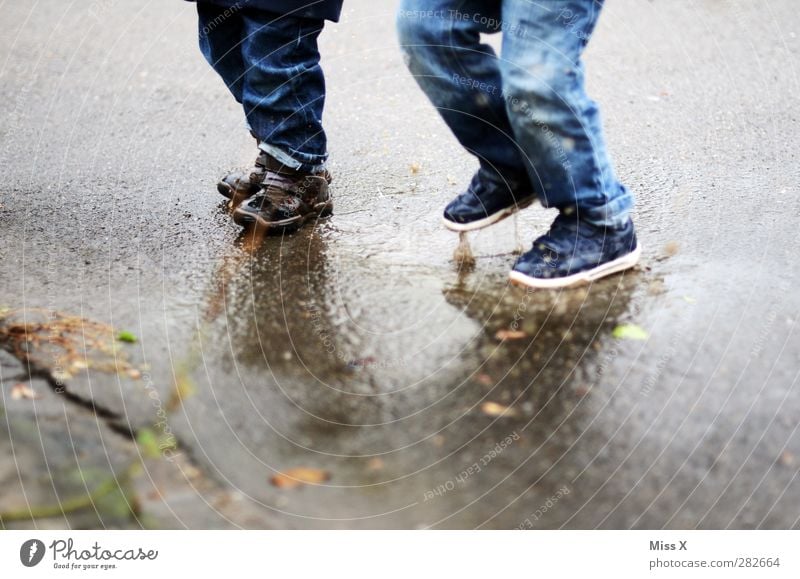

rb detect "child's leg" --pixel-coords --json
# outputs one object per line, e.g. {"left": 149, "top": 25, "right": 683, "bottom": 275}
{"left": 197, "top": 3, "right": 246, "bottom": 104}
{"left": 498, "top": 1, "right": 633, "bottom": 228}
{"left": 396, "top": 0, "right": 528, "bottom": 190}
{"left": 239, "top": 10, "right": 328, "bottom": 174}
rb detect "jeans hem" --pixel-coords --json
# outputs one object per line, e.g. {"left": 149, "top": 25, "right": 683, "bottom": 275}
{"left": 258, "top": 142, "right": 327, "bottom": 174}
{"left": 572, "top": 194, "right": 635, "bottom": 229}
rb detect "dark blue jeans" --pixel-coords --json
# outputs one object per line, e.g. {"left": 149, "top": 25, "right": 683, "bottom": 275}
{"left": 397, "top": 0, "right": 633, "bottom": 227}
{"left": 198, "top": 4, "right": 328, "bottom": 172}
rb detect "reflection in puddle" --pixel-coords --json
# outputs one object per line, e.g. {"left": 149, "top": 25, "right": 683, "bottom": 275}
{"left": 172, "top": 218, "right": 648, "bottom": 526}
{"left": 453, "top": 232, "right": 476, "bottom": 272}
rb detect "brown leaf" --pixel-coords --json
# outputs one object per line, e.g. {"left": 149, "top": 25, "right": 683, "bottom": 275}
{"left": 475, "top": 373, "right": 493, "bottom": 387}
{"left": 495, "top": 329, "right": 528, "bottom": 341}
{"left": 663, "top": 241, "right": 680, "bottom": 257}
{"left": 11, "top": 382, "right": 41, "bottom": 401}
{"left": 270, "top": 467, "right": 331, "bottom": 489}
{"left": 481, "top": 401, "right": 518, "bottom": 418}
{"left": 779, "top": 451, "right": 795, "bottom": 467}
{"left": 367, "top": 458, "right": 384, "bottom": 471}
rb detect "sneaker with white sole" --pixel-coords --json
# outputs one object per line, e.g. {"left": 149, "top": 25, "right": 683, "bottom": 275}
{"left": 442, "top": 169, "right": 536, "bottom": 232}
{"left": 509, "top": 212, "right": 640, "bottom": 289}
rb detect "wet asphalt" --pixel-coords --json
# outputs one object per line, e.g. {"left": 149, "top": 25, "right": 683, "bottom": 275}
{"left": 1, "top": 0, "right": 799, "bottom": 529}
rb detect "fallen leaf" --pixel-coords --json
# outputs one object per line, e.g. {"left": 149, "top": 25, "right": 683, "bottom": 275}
{"left": 11, "top": 383, "right": 41, "bottom": 400}
{"left": 475, "top": 373, "right": 493, "bottom": 387}
{"left": 117, "top": 331, "right": 137, "bottom": 343}
{"left": 409, "top": 163, "right": 421, "bottom": 175}
{"left": 682, "top": 296, "right": 697, "bottom": 304}
{"left": 136, "top": 428, "right": 162, "bottom": 459}
{"left": 127, "top": 368, "right": 142, "bottom": 380}
{"left": 270, "top": 468, "right": 331, "bottom": 489}
{"left": 367, "top": 458, "right": 384, "bottom": 471}
{"left": 495, "top": 329, "right": 528, "bottom": 341}
{"left": 663, "top": 241, "right": 680, "bottom": 257}
{"left": 481, "top": 401, "right": 519, "bottom": 418}
{"left": 70, "top": 360, "right": 89, "bottom": 372}
{"left": 612, "top": 324, "right": 649, "bottom": 341}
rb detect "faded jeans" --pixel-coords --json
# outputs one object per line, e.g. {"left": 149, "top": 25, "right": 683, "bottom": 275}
{"left": 397, "top": 0, "right": 633, "bottom": 227}
{"left": 198, "top": 4, "right": 328, "bottom": 172}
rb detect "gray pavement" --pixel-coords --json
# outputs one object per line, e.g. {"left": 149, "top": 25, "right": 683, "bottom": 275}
{"left": 1, "top": 0, "right": 799, "bottom": 529}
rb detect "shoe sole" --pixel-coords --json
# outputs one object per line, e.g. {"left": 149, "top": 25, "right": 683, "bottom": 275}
{"left": 442, "top": 195, "right": 537, "bottom": 232}
{"left": 508, "top": 244, "right": 642, "bottom": 290}
{"left": 232, "top": 201, "right": 333, "bottom": 233}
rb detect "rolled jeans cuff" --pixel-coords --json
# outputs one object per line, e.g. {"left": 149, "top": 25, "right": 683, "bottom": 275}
{"left": 258, "top": 142, "right": 327, "bottom": 174}
{"left": 577, "top": 188, "right": 635, "bottom": 229}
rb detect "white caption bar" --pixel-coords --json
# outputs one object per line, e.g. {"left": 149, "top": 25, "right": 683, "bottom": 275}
{"left": 1, "top": 531, "right": 797, "bottom": 577}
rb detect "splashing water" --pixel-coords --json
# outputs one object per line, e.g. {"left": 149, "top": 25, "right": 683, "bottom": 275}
{"left": 513, "top": 213, "right": 525, "bottom": 255}
{"left": 453, "top": 232, "right": 476, "bottom": 270}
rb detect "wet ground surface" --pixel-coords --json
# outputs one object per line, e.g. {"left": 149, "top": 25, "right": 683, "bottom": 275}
{"left": 1, "top": 0, "right": 799, "bottom": 529}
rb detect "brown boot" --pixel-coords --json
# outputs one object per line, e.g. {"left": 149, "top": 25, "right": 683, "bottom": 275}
{"left": 232, "top": 153, "right": 333, "bottom": 233}
{"left": 218, "top": 148, "right": 332, "bottom": 207}
{"left": 217, "top": 169, "right": 262, "bottom": 206}
{"left": 217, "top": 132, "right": 263, "bottom": 205}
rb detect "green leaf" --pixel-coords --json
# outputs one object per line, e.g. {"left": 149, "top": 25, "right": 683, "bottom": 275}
{"left": 612, "top": 324, "right": 649, "bottom": 341}
{"left": 117, "top": 331, "right": 137, "bottom": 344}
{"left": 136, "top": 428, "right": 161, "bottom": 459}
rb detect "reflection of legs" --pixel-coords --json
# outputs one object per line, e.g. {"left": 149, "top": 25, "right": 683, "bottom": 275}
{"left": 239, "top": 11, "right": 328, "bottom": 173}
{"left": 197, "top": 4, "right": 246, "bottom": 104}
{"left": 499, "top": 0, "right": 632, "bottom": 227}
{"left": 398, "top": 0, "right": 536, "bottom": 231}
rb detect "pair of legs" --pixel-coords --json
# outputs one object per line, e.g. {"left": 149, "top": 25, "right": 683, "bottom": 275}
{"left": 397, "top": 0, "right": 639, "bottom": 287}
{"left": 198, "top": 4, "right": 333, "bottom": 232}
{"left": 198, "top": 3, "right": 328, "bottom": 171}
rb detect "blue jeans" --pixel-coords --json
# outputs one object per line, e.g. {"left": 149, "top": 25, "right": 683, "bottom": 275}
{"left": 198, "top": 4, "right": 328, "bottom": 172}
{"left": 397, "top": 0, "right": 633, "bottom": 227}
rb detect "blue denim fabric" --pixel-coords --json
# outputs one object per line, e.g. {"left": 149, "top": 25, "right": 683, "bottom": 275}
{"left": 397, "top": 0, "right": 633, "bottom": 227}
{"left": 198, "top": 4, "right": 328, "bottom": 172}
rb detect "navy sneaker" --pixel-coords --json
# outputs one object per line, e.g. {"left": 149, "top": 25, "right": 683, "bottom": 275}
{"left": 442, "top": 170, "right": 536, "bottom": 232}
{"left": 509, "top": 212, "right": 641, "bottom": 289}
